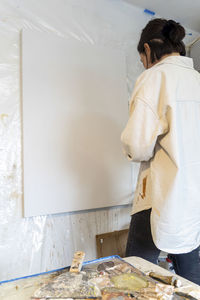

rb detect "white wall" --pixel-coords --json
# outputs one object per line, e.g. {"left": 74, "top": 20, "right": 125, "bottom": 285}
{"left": 0, "top": 0, "right": 198, "bottom": 281}
{"left": 190, "top": 39, "right": 200, "bottom": 72}
{"left": 125, "top": 0, "right": 200, "bottom": 32}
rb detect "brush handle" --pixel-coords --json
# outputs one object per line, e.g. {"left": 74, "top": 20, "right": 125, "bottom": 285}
{"left": 69, "top": 251, "right": 85, "bottom": 273}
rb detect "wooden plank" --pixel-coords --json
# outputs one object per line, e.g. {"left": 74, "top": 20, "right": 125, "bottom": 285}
{"left": 69, "top": 251, "right": 85, "bottom": 273}
{"left": 96, "top": 229, "right": 128, "bottom": 258}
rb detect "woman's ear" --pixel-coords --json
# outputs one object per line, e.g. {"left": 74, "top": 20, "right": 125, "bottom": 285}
{"left": 144, "top": 43, "right": 151, "bottom": 57}
{"left": 144, "top": 43, "right": 150, "bottom": 51}
{"left": 144, "top": 43, "right": 152, "bottom": 68}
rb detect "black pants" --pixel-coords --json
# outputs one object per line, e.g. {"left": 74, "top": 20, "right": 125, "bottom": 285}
{"left": 126, "top": 209, "right": 200, "bottom": 285}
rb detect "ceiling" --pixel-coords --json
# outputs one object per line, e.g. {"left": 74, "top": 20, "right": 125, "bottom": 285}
{"left": 125, "top": 0, "right": 200, "bottom": 33}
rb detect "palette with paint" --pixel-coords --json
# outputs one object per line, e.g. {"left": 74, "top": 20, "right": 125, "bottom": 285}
{"left": 32, "top": 256, "right": 176, "bottom": 299}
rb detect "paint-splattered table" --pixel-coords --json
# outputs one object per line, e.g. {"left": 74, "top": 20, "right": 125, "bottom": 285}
{"left": 0, "top": 256, "right": 199, "bottom": 300}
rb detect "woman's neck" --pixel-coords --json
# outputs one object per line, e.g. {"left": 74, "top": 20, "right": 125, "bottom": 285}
{"left": 152, "top": 52, "right": 180, "bottom": 67}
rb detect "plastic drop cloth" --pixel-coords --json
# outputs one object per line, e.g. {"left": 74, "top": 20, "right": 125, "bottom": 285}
{"left": 0, "top": 0, "right": 197, "bottom": 282}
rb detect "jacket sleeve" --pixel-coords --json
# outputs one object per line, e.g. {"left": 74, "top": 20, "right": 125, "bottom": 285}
{"left": 121, "top": 97, "right": 166, "bottom": 162}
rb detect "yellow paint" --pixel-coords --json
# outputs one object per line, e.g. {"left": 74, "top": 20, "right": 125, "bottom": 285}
{"left": 10, "top": 191, "right": 21, "bottom": 199}
{"left": 111, "top": 273, "right": 148, "bottom": 291}
{"left": 0, "top": 113, "right": 9, "bottom": 125}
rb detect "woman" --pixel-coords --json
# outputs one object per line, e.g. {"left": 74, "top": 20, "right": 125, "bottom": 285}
{"left": 121, "top": 18, "right": 200, "bottom": 284}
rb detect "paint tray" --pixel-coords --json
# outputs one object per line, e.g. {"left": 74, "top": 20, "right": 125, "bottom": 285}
{"left": 32, "top": 255, "right": 156, "bottom": 299}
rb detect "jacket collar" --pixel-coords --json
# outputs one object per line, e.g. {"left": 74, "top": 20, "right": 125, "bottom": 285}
{"left": 155, "top": 56, "right": 194, "bottom": 70}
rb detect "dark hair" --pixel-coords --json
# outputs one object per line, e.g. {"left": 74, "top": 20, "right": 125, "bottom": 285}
{"left": 137, "top": 19, "right": 186, "bottom": 63}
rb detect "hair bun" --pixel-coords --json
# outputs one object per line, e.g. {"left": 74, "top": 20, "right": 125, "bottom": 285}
{"left": 162, "top": 20, "right": 185, "bottom": 43}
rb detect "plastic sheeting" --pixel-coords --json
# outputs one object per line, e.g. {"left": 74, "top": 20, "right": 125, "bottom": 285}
{"left": 0, "top": 0, "right": 198, "bottom": 282}
{"left": 190, "top": 39, "right": 200, "bottom": 72}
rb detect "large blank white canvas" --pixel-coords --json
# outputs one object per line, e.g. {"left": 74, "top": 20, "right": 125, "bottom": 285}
{"left": 22, "top": 29, "right": 133, "bottom": 217}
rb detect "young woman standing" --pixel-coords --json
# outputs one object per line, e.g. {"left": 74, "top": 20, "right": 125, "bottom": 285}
{"left": 121, "top": 18, "right": 200, "bottom": 284}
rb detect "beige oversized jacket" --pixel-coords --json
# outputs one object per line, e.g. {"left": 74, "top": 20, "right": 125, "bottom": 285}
{"left": 121, "top": 56, "right": 200, "bottom": 254}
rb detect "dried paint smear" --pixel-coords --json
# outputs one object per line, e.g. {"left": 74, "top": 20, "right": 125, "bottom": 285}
{"left": 32, "top": 257, "right": 175, "bottom": 300}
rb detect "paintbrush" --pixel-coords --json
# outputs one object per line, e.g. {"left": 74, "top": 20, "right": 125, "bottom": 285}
{"left": 148, "top": 272, "right": 182, "bottom": 287}
{"left": 70, "top": 251, "right": 85, "bottom": 273}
